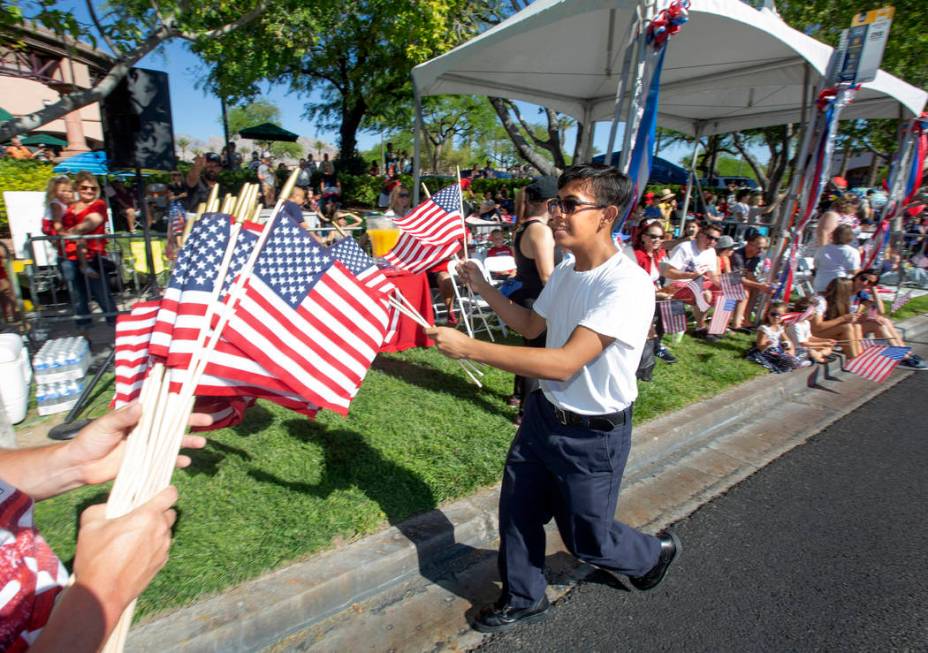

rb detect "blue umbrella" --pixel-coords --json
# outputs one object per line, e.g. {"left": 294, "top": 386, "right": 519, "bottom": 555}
{"left": 53, "top": 150, "right": 109, "bottom": 175}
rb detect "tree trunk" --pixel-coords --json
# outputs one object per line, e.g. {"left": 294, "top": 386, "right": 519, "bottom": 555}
{"left": 489, "top": 97, "right": 559, "bottom": 176}
{"left": 866, "top": 153, "right": 881, "bottom": 187}
{"left": 338, "top": 100, "right": 366, "bottom": 160}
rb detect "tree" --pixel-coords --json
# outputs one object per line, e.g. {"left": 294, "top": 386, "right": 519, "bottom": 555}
{"left": 197, "top": 0, "right": 501, "bottom": 162}
{"left": 408, "top": 96, "right": 497, "bottom": 173}
{"left": 490, "top": 99, "right": 583, "bottom": 176}
{"left": 313, "top": 140, "right": 325, "bottom": 158}
{"left": 176, "top": 135, "right": 191, "bottom": 161}
{"left": 225, "top": 100, "right": 281, "bottom": 136}
{"left": 777, "top": 0, "right": 927, "bottom": 183}
{"left": 269, "top": 140, "right": 303, "bottom": 159}
{"left": 0, "top": 0, "right": 267, "bottom": 142}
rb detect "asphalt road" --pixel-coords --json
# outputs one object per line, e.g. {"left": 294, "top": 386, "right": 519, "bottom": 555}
{"left": 472, "top": 372, "right": 928, "bottom": 652}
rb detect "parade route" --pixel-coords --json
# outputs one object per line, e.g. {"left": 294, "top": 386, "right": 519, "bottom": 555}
{"left": 122, "top": 317, "right": 928, "bottom": 652}
{"left": 473, "top": 370, "right": 928, "bottom": 652}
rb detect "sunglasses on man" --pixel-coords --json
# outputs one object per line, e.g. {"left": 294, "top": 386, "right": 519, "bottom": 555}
{"left": 546, "top": 197, "right": 606, "bottom": 215}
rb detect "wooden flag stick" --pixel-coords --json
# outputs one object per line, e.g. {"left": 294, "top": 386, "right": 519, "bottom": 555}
{"left": 421, "top": 182, "right": 431, "bottom": 198}
{"left": 205, "top": 183, "right": 220, "bottom": 213}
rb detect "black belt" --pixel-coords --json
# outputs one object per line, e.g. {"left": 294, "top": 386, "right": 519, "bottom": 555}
{"left": 538, "top": 392, "right": 627, "bottom": 431}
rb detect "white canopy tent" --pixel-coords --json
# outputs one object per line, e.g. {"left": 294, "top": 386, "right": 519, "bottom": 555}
{"left": 411, "top": 0, "right": 926, "bottom": 138}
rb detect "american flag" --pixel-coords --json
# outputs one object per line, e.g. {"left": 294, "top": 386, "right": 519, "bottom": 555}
{"left": 658, "top": 300, "right": 687, "bottom": 334}
{"left": 892, "top": 289, "right": 915, "bottom": 312}
{"left": 112, "top": 300, "right": 161, "bottom": 408}
{"left": 149, "top": 213, "right": 239, "bottom": 359}
{"left": 391, "top": 184, "right": 464, "bottom": 246}
{"left": 677, "top": 276, "right": 710, "bottom": 311}
{"left": 330, "top": 235, "right": 402, "bottom": 342}
{"left": 845, "top": 345, "right": 910, "bottom": 383}
{"left": 220, "top": 218, "right": 391, "bottom": 415}
{"left": 330, "top": 236, "right": 397, "bottom": 297}
{"left": 721, "top": 272, "right": 747, "bottom": 300}
{"left": 383, "top": 234, "right": 462, "bottom": 274}
{"left": 781, "top": 304, "right": 815, "bottom": 325}
{"left": 708, "top": 296, "right": 737, "bottom": 335}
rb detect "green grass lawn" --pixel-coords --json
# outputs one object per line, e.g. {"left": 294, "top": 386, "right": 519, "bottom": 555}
{"left": 34, "top": 330, "right": 766, "bottom": 620}
{"left": 886, "top": 293, "right": 928, "bottom": 322}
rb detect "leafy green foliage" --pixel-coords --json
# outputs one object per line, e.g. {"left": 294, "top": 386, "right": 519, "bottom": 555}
{"left": 0, "top": 159, "right": 57, "bottom": 236}
{"left": 225, "top": 100, "right": 282, "bottom": 137}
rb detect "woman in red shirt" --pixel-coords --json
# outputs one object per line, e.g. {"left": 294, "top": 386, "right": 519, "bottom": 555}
{"left": 59, "top": 171, "right": 116, "bottom": 328}
{"left": 633, "top": 220, "right": 677, "bottom": 365}
{"left": 633, "top": 219, "right": 666, "bottom": 286}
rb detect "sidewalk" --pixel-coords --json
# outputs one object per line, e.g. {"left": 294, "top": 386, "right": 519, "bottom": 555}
{"left": 124, "top": 313, "right": 928, "bottom": 653}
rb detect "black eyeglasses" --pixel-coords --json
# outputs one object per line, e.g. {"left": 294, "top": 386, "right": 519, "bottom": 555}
{"left": 547, "top": 197, "right": 605, "bottom": 216}
{"left": 769, "top": 312, "right": 783, "bottom": 318}
{"left": 644, "top": 232, "right": 663, "bottom": 240}
{"left": 398, "top": 192, "right": 410, "bottom": 197}
{"left": 703, "top": 234, "right": 720, "bottom": 242}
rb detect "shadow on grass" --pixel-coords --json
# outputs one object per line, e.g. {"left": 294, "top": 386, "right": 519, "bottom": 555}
{"left": 231, "top": 402, "right": 275, "bottom": 436}
{"left": 247, "top": 418, "right": 500, "bottom": 610}
{"left": 185, "top": 439, "right": 253, "bottom": 477}
{"left": 372, "top": 356, "right": 509, "bottom": 412}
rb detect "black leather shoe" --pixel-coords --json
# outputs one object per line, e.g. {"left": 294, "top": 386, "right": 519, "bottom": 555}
{"left": 472, "top": 595, "right": 550, "bottom": 633}
{"left": 629, "top": 531, "right": 681, "bottom": 591}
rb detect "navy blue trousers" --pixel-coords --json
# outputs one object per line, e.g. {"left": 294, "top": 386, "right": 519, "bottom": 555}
{"left": 498, "top": 391, "right": 661, "bottom": 608}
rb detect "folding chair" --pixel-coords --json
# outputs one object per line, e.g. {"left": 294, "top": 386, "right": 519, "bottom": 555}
{"left": 447, "top": 258, "right": 496, "bottom": 340}
{"left": 482, "top": 255, "right": 517, "bottom": 286}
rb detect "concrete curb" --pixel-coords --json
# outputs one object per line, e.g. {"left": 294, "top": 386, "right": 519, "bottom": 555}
{"left": 126, "top": 314, "right": 928, "bottom": 653}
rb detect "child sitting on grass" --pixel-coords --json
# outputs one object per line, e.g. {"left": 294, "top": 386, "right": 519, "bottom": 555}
{"left": 786, "top": 300, "right": 835, "bottom": 364}
{"left": 749, "top": 301, "right": 808, "bottom": 373}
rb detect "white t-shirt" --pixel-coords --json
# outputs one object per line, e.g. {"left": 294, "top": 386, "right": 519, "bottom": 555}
{"left": 257, "top": 163, "right": 276, "bottom": 188}
{"left": 666, "top": 240, "right": 717, "bottom": 276}
{"left": 533, "top": 251, "right": 654, "bottom": 415}
{"left": 731, "top": 202, "right": 750, "bottom": 222}
{"left": 787, "top": 320, "right": 812, "bottom": 350}
{"left": 813, "top": 244, "right": 860, "bottom": 292}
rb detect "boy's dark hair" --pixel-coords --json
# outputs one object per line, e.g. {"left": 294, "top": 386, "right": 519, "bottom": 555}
{"left": 557, "top": 164, "right": 632, "bottom": 211}
{"left": 701, "top": 221, "right": 723, "bottom": 235}
{"left": 735, "top": 189, "right": 752, "bottom": 201}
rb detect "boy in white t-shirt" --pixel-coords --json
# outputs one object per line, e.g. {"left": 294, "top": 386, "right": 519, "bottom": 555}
{"left": 429, "top": 165, "right": 680, "bottom": 633}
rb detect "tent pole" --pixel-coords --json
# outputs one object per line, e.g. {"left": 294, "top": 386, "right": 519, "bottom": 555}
{"left": 618, "top": 0, "right": 650, "bottom": 174}
{"left": 605, "top": 13, "right": 639, "bottom": 163}
{"left": 413, "top": 84, "right": 423, "bottom": 206}
{"left": 680, "top": 127, "right": 702, "bottom": 232}
{"left": 772, "top": 62, "right": 811, "bottom": 250}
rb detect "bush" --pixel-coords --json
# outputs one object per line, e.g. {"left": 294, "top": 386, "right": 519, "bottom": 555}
{"left": 0, "top": 159, "right": 58, "bottom": 236}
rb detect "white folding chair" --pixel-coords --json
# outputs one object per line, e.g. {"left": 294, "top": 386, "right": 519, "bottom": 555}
{"left": 447, "top": 258, "right": 496, "bottom": 340}
{"left": 482, "top": 255, "right": 517, "bottom": 286}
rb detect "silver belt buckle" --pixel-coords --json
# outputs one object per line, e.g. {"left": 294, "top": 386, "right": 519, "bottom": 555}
{"left": 553, "top": 406, "right": 569, "bottom": 426}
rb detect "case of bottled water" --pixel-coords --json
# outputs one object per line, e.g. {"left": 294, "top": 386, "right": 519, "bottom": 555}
{"left": 35, "top": 379, "right": 85, "bottom": 416}
{"left": 32, "top": 337, "right": 91, "bottom": 384}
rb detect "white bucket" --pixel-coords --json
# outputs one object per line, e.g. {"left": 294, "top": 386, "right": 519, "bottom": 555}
{"left": 0, "top": 334, "right": 30, "bottom": 425}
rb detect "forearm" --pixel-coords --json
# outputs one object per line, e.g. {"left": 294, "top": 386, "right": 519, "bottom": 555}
{"left": 0, "top": 443, "right": 87, "bottom": 500}
{"left": 29, "top": 583, "right": 121, "bottom": 653}
{"left": 662, "top": 267, "right": 696, "bottom": 281}
{"left": 465, "top": 339, "right": 575, "bottom": 381}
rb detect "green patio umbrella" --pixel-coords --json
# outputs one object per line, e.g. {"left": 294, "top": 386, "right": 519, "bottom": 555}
{"left": 238, "top": 122, "right": 298, "bottom": 142}
{"left": 21, "top": 133, "right": 68, "bottom": 147}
